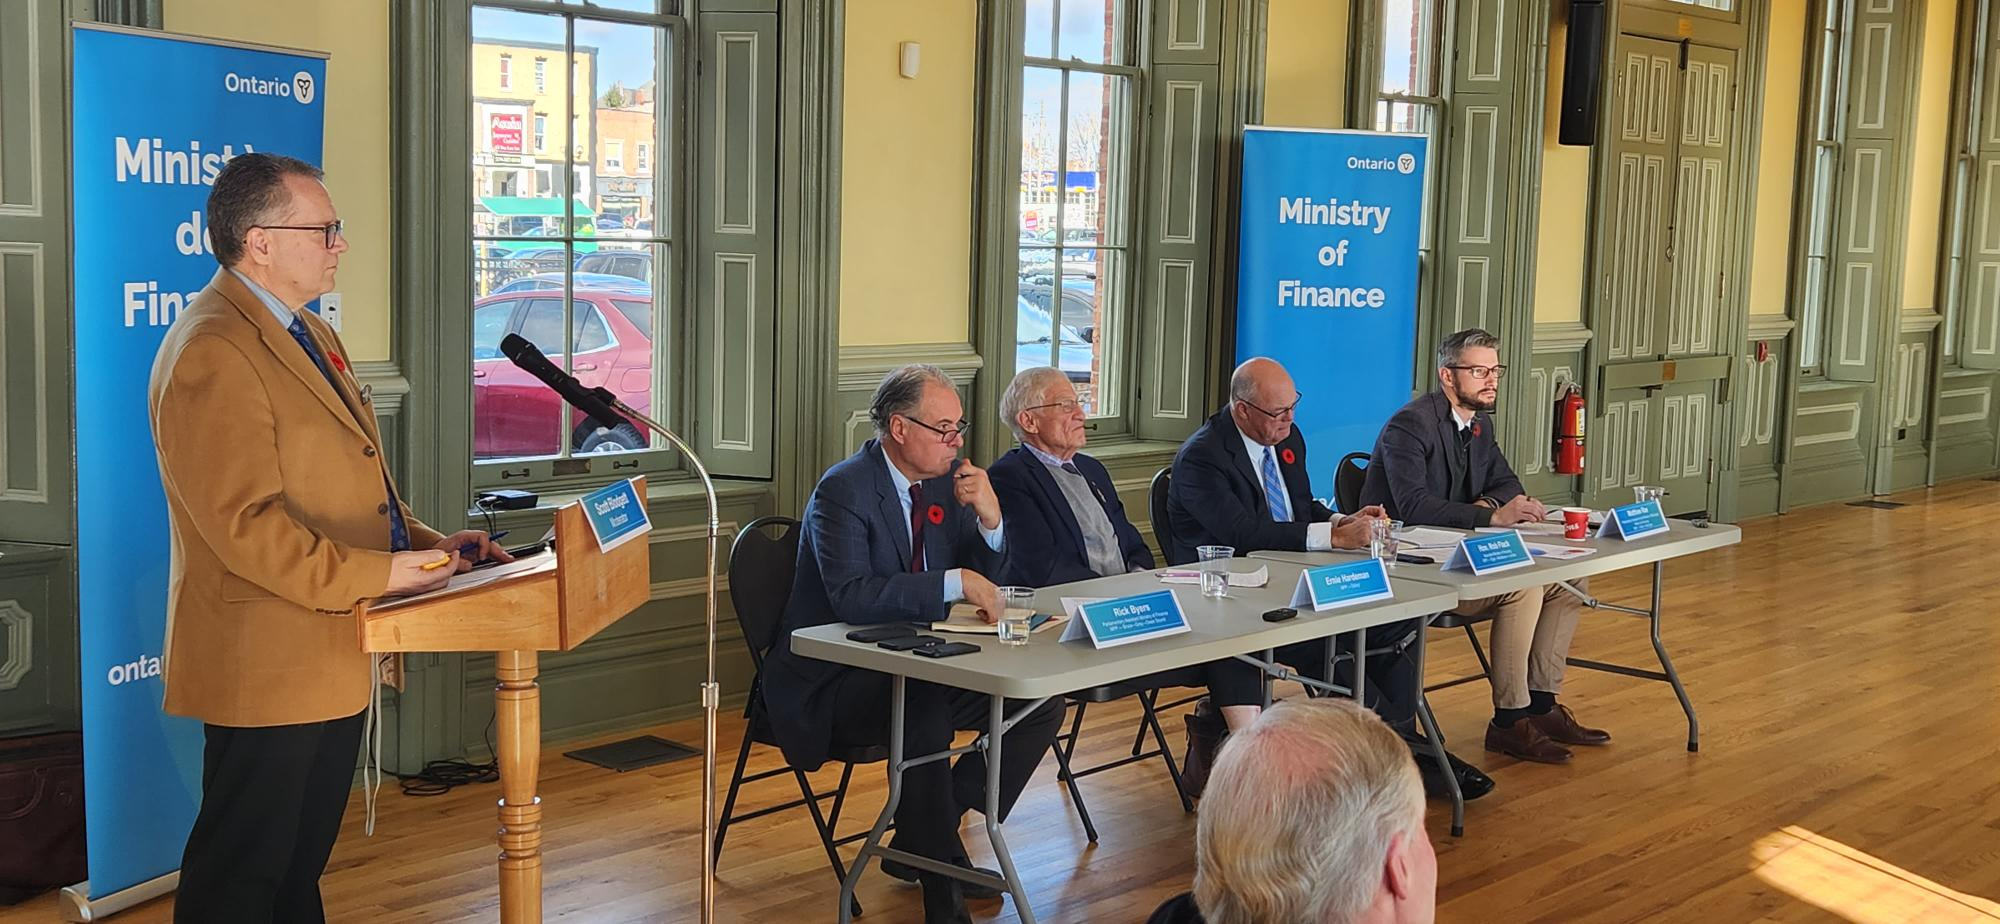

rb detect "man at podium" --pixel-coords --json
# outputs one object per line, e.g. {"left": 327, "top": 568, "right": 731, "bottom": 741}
{"left": 762, "top": 364, "right": 1064, "bottom": 924}
{"left": 147, "top": 153, "right": 506, "bottom": 923}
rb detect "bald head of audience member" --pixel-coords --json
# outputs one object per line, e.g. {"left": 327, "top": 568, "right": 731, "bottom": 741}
{"left": 1194, "top": 698, "right": 1435, "bottom": 924}
{"left": 1228, "top": 358, "right": 1301, "bottom": 448}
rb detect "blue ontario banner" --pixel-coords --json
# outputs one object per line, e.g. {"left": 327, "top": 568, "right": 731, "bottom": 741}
{"left": 70, "top": 24, "right": 326, "bottom": 900}
{"left": 1234, "top": 127, "right": 1428, "bottom": 506}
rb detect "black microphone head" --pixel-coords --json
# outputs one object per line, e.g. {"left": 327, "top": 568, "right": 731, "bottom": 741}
{"left": 499, "top": 333, "right": 537, "bottom": 363}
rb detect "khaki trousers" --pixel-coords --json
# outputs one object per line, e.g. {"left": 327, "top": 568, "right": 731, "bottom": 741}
{"left": 1450, "top": 578, "right": 1587, "bottom": 710}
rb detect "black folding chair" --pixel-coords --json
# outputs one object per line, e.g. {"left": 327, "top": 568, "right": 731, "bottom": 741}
{"left": 1334, "top": 451, "right": 1370, "bottom": 514}
{"left": 715, "top": 516, "right": 884, "bottom": 916}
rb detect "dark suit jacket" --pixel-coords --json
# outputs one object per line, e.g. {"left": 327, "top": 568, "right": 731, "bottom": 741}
{"left": 1163, "top": 408, "right": 1335, "bottom": 566}
{"left": 988, "top": 446, "right": 1153, "bottom": 587}
{"left": 761, "top": 440, "right": 1008, "bottom": 770}
{"left": 1357, "top": 390, "right": 1525, "bottom": 529}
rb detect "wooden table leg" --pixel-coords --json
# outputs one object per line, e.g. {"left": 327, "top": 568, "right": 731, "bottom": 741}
{"left": 495, "top": 649, "right": 543, "bottom": 924}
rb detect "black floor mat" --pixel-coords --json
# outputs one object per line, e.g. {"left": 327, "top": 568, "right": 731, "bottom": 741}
{"left": 564, "top": 735, "right": 700, "bottom": 772}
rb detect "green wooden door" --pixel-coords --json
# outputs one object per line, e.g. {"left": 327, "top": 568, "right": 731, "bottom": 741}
{"left": 1588, "top": 36, "right": 1737, "bottom": 515}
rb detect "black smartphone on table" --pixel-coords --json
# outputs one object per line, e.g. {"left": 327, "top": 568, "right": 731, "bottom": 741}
{"left": 847, "top": 624, "right": 918, "bottom": 643}
{"left": 913, "top": 641, "right": 981, "bottom": 658}
{"left": 877, "top": 635, "right": 946, "bottom": 651}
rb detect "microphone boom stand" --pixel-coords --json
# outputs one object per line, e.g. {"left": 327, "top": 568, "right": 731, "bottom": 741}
{"left": 606, "top": 398, "right": 721, "bottom": 924}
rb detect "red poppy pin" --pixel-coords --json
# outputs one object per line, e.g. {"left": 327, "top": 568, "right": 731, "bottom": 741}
{"left": 1280, "top": 448, "right": 1296, "bottom": 465}
{"left": 1471, "top": 421, "right": 1482, "bottom": 438}
{"left": 926, "top": 504, "right": 945, "bottom": 525}
{"left": 329, "top": 352, "right": 346, "bottom": 373}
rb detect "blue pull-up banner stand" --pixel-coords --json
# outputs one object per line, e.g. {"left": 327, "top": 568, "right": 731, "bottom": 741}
{"left": 1234, "top": 127, "right": 1427, "bottom": 504}
{"left": 67, "top": 23, "right": 326, "bottom": 916}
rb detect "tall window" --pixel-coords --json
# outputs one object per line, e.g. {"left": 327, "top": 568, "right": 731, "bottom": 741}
{"left": 1373, "top": 0, "right": 1448, "bottom": 260}
{"left": 1014, "top": 0, "right": 1136, "bottom": 419}
{"left": 470, "top": 3, "right": 679, "bottom": 474}
{"left": 1797, "top": 0, "right": 1853, "bottom": 370}
{"left": 499, "top": 53, "right": 513, "bottom": 90}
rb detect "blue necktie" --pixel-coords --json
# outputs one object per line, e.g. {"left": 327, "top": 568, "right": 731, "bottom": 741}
{"left": 286, "top": 316, "right": 412, "bottom": 552}
{"left": 1261, "top": 446, "right": 1292, "bottom": 523}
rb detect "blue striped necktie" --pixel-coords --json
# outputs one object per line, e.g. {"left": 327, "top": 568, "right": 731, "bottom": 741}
{"left": 286, "top": 315, "right": 412, "bottom": 552}
{"left": 1261, "top": 446, "right": 1292, "bottom": 522}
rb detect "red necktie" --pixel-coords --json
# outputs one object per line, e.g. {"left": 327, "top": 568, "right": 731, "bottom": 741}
{"left": 908, "top": 484, "right": 926, "bottom": 573}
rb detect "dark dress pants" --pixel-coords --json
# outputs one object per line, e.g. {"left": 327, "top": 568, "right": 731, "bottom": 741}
{"left": 1274, "top": 615, "right": 1423, "bottom": 730}
{"left": 175, "top": 710, "right": 366, "bottom": 924}
{"left": 826, "top": 670, "right": 1064, "bottom": 862}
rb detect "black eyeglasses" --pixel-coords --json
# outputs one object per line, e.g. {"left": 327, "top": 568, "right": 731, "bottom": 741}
{"left": 254, "top": 219, "right": 344, "bottom": 249}
{"left": 1447, "top": 364, "right": 1507, "bottom": 381}
{"left": 900, "top": 414, "right": 971, "bottom": 442}
{"left": 1025, "top": 398, "right": 1084, "bottom": 415}
{"left": 1240, "top": 391, "right": 1304, "bottom": 420}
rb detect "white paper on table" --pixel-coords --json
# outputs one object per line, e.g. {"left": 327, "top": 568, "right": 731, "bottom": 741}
{"left": 367, "top": 548, "right": 558, "bottom": 611}
{"left": 1511, "top": 521, "right": 1569, "bottom": 536}
{"left": 1155, "top": 564, "right": 1270, "bottom": 588}
{"left": 1523, "top": 542, "right": 1598, "bottom": 561}
{"left": 1394, "top": 527, "right": 1465, "bottom": 549}
{"left": 1059, "top": 596, "right": 1109, "bottom": 642}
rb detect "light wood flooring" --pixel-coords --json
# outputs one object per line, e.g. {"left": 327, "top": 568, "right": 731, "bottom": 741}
{"left": 10, "top": 480, "right": 2000, "bottom": 922}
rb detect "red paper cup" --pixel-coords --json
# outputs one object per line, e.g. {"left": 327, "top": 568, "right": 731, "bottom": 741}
{"left": 1562, "top": 507, "right": 1590, "bottom": 540}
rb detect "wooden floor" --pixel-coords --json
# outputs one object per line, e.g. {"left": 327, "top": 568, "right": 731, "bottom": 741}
{"left": 12, "top": 481, "right": 2000, "bottom": 923}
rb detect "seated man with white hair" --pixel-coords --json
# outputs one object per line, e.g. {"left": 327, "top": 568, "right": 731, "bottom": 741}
{"left": 987, "top": 367, "right": 1267, "bottom": 796}
{"left": 1146, "top": 698, "right": 1436, "bottom": 924}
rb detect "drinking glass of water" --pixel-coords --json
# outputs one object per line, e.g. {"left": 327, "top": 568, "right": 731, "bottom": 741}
{"left": 997, "top": 586, "right": 1036, "bottom": 645}
{"left": 1633, "top": 485, "right": 1666, "bottom": 505}
{"left": 1196, "top": 545, "right": 1235, "bottom": 598}
{"left": 1370, "top": 518, "right": 1403, "bottom": 567}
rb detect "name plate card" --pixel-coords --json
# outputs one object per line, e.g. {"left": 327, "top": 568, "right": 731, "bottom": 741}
{"left": 1599, "top": 499, "right": 1669, "bottom": 540}
{"left": 1442, "top": 530, "right": 1534, "bottom": 575}
{"left": 580, "top": 478, "right": 651, "bottom": 551}
{"left": 1066, "top": 589, "right": 1191, "bottom": 649}
{"left": 1290, "top": 559, "right": 1395, "bottom": 612}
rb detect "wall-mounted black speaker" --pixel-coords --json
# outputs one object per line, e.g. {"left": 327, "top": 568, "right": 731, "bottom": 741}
{"left": 1558, "top": 0, "right": 1608, "bottom": 146}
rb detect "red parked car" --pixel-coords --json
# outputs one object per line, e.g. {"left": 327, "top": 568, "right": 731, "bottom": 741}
{"left": 472, "top": 289, "right": 654, "bottom": 458}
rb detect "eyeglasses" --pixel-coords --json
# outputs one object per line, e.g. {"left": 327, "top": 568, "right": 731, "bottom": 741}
{"left": 1025, "top": 398, "right": 1085, "bottom": 415}
{"left": 900, "top": 414, "right": 971, "bottom": 442}
{"left": 1240, "top": 391, "right": 1304, "bottom": 421}
{"left": 1447, "top": 364, "right": 1508, "bottom": 381}
{"left": 254, "top": 219, "right": 344, "bottom": 249}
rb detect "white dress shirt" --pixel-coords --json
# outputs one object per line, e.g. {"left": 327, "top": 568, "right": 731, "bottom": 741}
{"left": 1238, "top": 432, "right": 1346, "bottom": 551}
{"left": 883, "top": 453, "right": 1005, "bottom": 602}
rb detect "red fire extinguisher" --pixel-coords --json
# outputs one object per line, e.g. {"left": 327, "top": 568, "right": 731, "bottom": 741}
{"left": 1553, "top": 384, "right": 1586, "bottom": 475}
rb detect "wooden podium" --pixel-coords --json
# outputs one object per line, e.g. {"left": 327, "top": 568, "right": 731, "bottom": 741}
{"left": 353, "top": 477, "right": 651, "bottom": 924}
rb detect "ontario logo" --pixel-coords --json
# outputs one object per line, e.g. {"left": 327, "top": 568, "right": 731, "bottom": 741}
{"left": 107, "top": 654, "right": 162, "bottom": 686}
{"left": 223, "top": 69, "right": 316, "bottom": 105}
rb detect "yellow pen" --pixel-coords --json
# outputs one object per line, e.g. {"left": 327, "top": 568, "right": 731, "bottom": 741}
{"left": 420, "top": 553, "right": 455, "bottom": 571}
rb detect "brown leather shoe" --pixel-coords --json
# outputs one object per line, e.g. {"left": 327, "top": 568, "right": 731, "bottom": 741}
{"left": 1529, "top": 703, "right": 1611, "bottom": 746}
{"left": 1484, "top": 717, "right": 1572, "bottom": 764}
{"left": 1180, "top": 701, "right": 1227, "bottom": 798}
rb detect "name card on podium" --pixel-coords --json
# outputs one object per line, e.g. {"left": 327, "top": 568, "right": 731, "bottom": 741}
{"left": 1290, "top": 559, "right": 1394, "bottom": 611}
{"left": 1599, "top": 499, "right": 1669, "bottom": 540}
{"left": 582, "top": 478, "right": 650, "bottom": 551}
{"left": 1443, "top": 530, "right": 1534, "bottom": 575}
{"left": 1064, "top": 589, "right": 1190, "bottom": 649}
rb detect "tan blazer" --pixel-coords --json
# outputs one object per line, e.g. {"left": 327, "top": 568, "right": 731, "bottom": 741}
{"left": 148, "top": 269, "right": 446, "bottom": 727}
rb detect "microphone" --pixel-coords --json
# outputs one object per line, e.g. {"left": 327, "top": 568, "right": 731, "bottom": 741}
{"left": 498, "top": 333, "right": 632, "bottom": 433}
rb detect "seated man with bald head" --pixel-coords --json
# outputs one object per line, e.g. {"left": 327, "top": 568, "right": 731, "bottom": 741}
{"left": 1146, "top": 698, "right": 1436, "bottom": 924}
{"left": 1165, "top": 357, "right": 1492, "bottom": 802}
{"left": 987, "top": 367, "right": 1266, "bottom": 796}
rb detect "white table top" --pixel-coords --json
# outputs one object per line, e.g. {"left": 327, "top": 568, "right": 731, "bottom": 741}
{"left": 1249, "top": 519, "right": 1742, "bottom": 600}
{"left": 788, "top": 560, "right": 1460, "bottom": 699}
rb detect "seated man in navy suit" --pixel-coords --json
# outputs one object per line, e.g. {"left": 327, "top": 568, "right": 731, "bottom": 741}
{"left": 1166, "top": 357, "right": 1493, "bottom": 802}
{"left": 1359, "top": 328, "right": 1607, "bottom": 766}
{"left": 987, "top": 367, "right": 1266, "bottom": 796}
{"left": 761, "top": 364, "right": 1064, "bottom": 924}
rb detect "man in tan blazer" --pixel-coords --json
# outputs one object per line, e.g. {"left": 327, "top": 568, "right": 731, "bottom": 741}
{"left": 148, "top": 152, "right": 507, "bottom": 924}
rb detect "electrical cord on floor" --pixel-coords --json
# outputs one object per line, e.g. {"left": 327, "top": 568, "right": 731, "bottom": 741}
{"left": 394, "top": 713, "right": 500, "bottom": 796}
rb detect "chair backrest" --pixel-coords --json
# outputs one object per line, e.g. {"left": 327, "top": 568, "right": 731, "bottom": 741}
{"left": 727, "top": 515, "right": 801, "bottom": 669}
{"left": 1148, "top": 467, "right": 1182, "bottom": 566}
{"left": 1334, "top": 452, "right": 1371, "bottom": 515}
